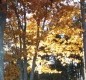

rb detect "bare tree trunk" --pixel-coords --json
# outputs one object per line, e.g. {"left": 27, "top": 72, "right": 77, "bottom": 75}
{"left": 23, "top": 35, "right": 27, "bottom": 80}
{"left": 30, "top": 52, "right": 37, "bottom": 80}
{"left": 0, "top": 1, "right": 6, "bottom": 79}
{"left": 80, "top": 0, "right": 86, "bottom": 80}
{"left": 83, "top": 31, "right": 86, "bottom": 80}
{"left": 23, "top": 4, "right": 28, "bottom": 80}
{"left": 17, "top": 58, "right": 23, "bottom": 80}
{"left": 17, "top": 35, "right": 24, "bottom": 80}
{"left": 23, "top": 57, "right": 27, "bottom": 80}
{"left": 0, "top": 11, "right": 6, "bottom": 80}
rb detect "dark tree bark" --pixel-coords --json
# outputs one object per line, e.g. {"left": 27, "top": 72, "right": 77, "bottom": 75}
{"left": 30, "top": 52, "right": 38, "bottom": 80}
{"left": 80, "top": 0, "right": 86, "bottom": 80}
{"left": 0, "top": 7, "right": 6, "bottom": 80}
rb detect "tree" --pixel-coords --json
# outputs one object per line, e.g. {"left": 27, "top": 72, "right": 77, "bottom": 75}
{"left": 9, "top": 0, "right": 27, "bottom": 80}
{"left": 0, "top": 0, "right": 6, "bottom": 80}
{"left": 80, "top": 0, "right": 86, "bottom": 80}
{"left": 4, "top": 0, "right": 84, "bottom": 80}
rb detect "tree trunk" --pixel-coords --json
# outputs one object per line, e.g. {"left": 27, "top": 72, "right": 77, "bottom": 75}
{"left": 23, "top": 57, "right": 27, "bottom": 80}
{"left": 0, "top": 11, "right": 6, "bottom": 80}
{"left": 30, "top": 23, "right": 40, "bottom": 80}
{"left": 22, "top": 31, "right": 27, "bottom": 80}
{"left": 80, "top": 0, "right": 86, "bottom": 80}
{"left": 18, "top": 28, "right": 24, "bottom": 80}
{"left": 23, "top": 5, "right": 27, "bottom": 80}
{"left": 30, "top": 52, "right": 37, "bottom": 80}
{"left": 17, "top": 58, "right": 23, "bottom": 80}
{"left": 83, "top": 31, "right": 86, "bottom": 80}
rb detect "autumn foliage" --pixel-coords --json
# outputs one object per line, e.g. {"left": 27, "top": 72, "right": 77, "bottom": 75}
{"left": 3, "top": 0, "right": 83, "bottom": 80}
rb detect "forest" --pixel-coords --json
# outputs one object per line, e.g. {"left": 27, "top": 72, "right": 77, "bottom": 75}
{"left": 0, "top": 0, "right": 86, "bottom": 80}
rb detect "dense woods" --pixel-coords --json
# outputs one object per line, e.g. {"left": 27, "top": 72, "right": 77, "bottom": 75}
{"left": 0, "top": 0, "right": 86, "bottom": 80}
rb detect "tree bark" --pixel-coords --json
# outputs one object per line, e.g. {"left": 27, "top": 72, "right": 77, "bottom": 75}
{"left": 30, "top": 52, "right": 37, "bottom": 80}
{"left": 23, "top": 57, "right": 27, "bottom": 80}
{"left": 23, "top": 33, "right": 27, "bottom": 80}
{"left": 83, "top": 31, "right": 86, "bottom": 80}
{"left": 80, "top": 0, "right": 86, "bottom": 80}
{"left": 0, "top": 11, "right": 6, "bottom": 80}
{"left": 23, "top": 4, "right": 28, "bottom": 80}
